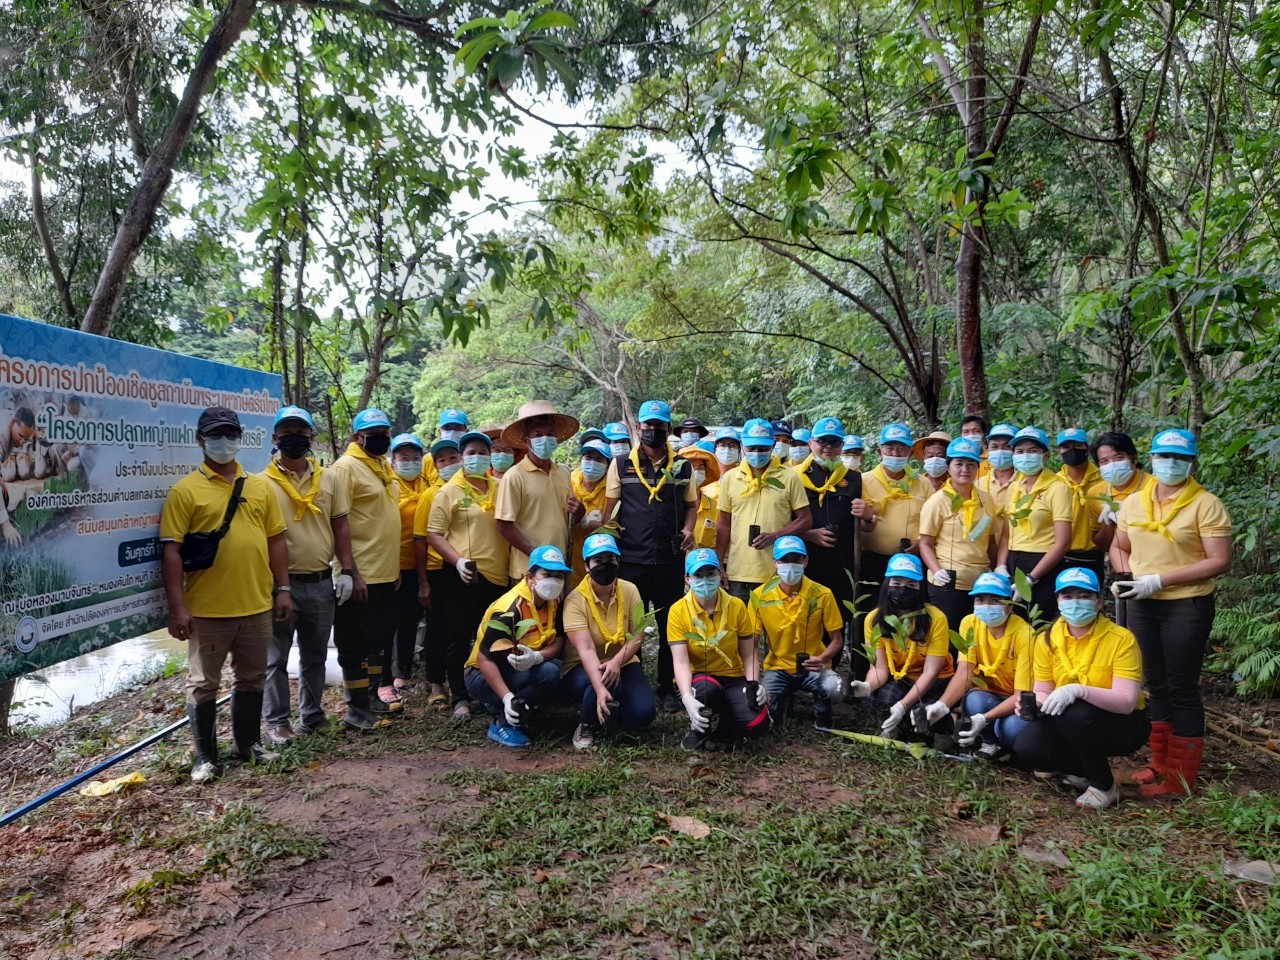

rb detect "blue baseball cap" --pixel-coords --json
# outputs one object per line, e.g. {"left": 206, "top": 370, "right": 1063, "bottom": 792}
{"left": 715, "top": 426, "right": 741, "bottom": 444}
{"left": 1013, "top": 426, "right": 1050, "bottom": 451}
{"left": 879, "top": 423, "right": 914, "bottom": 446}
{"left": 884, "top": 552, "right": 924, "bottom": 582}
{"left": 438, "top": 409, "right": 469, "bottom": 428}
{"left": 528, "top": 544, "right": 572, "bottom": 573}
{"left": 988, "top": 423, "right": 1019, "bottom": 441}
{"left": 969, "top": 571, "right": 1013, "bottom": 599}
{"left": 429, "top": 438, "right": 460, "bottom": 458}
{"left": 946, "top": 437, "right": 983, "bottom": 462}
{"left": 813, "top": 417, "right": 845, "bottom": 440}
{"left": 1055, "top": 566, "right": 1100, "bottom": 594}
{"left": 772, "top": 535, "right": 808, "bottom": 560}
{"left": 638, "top": 400, "right": 672, "bottom": 424}
{"left": 582, "top": 533, "right": 621, "bottom": 561}
{"left": 842, "top": 434, "right": 864, "bottom": 452}
{"left": 581, "top": 439, "right": 611, "bottom": 458}
{"left": 274, "top": 405, "right": 314, "bottom": 430}
{"left": 458, "top": 431, "right": 492, "bottom": 449}
{"left": 684, "top": 548, "right": 721, "bottom": 576}
{"left": 771, "top": 419, "right": 793, "bottom": 438}
{"left": 579, "top": 428, "right": 607, "bottom": 446}
{"left": 741, "top": 418, "right": 776, "bottom": 446}
{"left": 792, "top": 428, "right": 812, "bottom": 444}
{"left": 603, "top": 422, "right": 631, "bottom": 442}
{"left": 1150, "top": 429, "right": 1197, "bottom": 457}
{"left": 1056, "top": 428, "right": 1088, "bottom": 446}
{"left": 695, "top": 438, "right": 716, "bottom": 454}
{"left": 352, "top": 408, "right": 392, "bottom": 432}
{"left": 391, "top": 433, "right": 424, "bottom": 452}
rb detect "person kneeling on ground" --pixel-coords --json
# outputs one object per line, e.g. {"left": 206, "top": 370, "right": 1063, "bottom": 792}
{"left": 463, "top": 544, "right": 569, "bottom": 748}
{"left": 848, "top": 552, "right": 955, "bottom": 741}
{"left": 751, "top": 535, "right": 847, "bottom": 729}
{"left": 1012, "top": 567, "right": 1151, "bottom": 811}
{"left": 563, "top": 533, "right": 658, "bottom": 750}
{"left": 668, "top": 548, "right": 770, "bottom": 751}
{"left": 928, "top": 571, "right": 1033, "bottom": 759}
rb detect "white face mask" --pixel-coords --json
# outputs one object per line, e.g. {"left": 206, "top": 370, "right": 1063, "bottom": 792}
{"left": 773, "top": 441, "right": 789, "bottom": 459}
{"left": 533, "top": 576, "right": 563, "bottom": 601}
{"left": 610, "top": 442, "right": 630, "bottom": 458}
{"left": 692, "top": 468, "right": 706, "bottom": 487}
{"left": 203, "top": 436, "right": 239, "bottom": 464}
{"left": 439, "top": 429, "right": 463, "bottom": 442}
{"left": 789, "top": 445, "right": 808, "bottom": 462}
{"left": 715, "top": 446, "right": 740, "bottom": 466}
{"left": 438, "top": 462, "right": 462, "bottom": 481}
{"left": 681, "top": 432, "right": 700, "bottom": 447}
{"left": 394, "top": 460, "right": 423, "bottom": 480}
{"left": 923, "top": 456, "right": 948, "bottom": 478}
{"left": 776, "top": 562, "right": 804, "bottom": 585}
{"left": 841, "top": 454, "right": 862, "bottom": 470}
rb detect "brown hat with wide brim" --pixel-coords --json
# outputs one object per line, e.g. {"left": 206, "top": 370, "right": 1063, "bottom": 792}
{"left": 911, "top": 430, "right": 953, "bottom": 462}
{"left": 501, "top": 401, "right": 580, "bottom": 447}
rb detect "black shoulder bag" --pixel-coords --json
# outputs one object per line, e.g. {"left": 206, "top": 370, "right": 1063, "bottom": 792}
{"left": 179, "top": 476, "right": 246, "bottom": 572}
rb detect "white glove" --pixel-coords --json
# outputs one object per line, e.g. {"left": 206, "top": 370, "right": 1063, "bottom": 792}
{"left": 880, "top": 701, "right": 907, "bottom": 738}
{"left": 682, "top": 691, "right": 709, "bottom": 733}
{"left": 1114, "top": 574, "right": 1163, "bottom": 600}
{"left": 582, "top": 509, "right": 603, "bottom": 527}
{"left": 507, "top": 643, "right": 544, "bottom": 673}
{"left": 994, "top": 565, "right": 1009, "bottom": 578}
{"left": 819, "top": 669, "right": 848, "bottom": 703}
{"left": 849, "top": 679, "right": 871, "bottom": 699}
{"left": 502, "top": 692, "right": 522, "bottom": 726}
{"left": 1099, "top": 505, "right": 1119, "bottom": 526}
{"left": 932, "top": 569, "right": 953, "bottom": 587}
{"left": 754, "top": 683, "right": 768, "bottom": 708}
{"left": 455, "top": 556, "right": 475, "bottom": 583}
{"left": 1041, "top": 683, "right": 1085, "bottom": 716}
{"left": 924, "top": 701, "right": 949, "bottom": 725}
{"left": 958, "top": 713, "right": 987, "bottom": 747}
{"left": 333, "top": 573, "right": 354, "bottom": 606}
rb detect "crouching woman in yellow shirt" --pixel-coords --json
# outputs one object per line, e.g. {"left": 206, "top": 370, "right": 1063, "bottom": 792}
{"left": 1012, "top": 567, "right": 1150, "bottom": 811}
{"left": 462, "top": 544, "right": 569, "bottom": 749}
{"left": 668, "top": 548, "right": 770, "bottom": 751}
{"left": 847, "top": 553, "right": 955, "bottom": 740}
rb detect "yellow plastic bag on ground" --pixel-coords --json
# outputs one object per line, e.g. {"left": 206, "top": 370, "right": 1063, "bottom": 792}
{"left": 78, "top": 771, "right": 147, "bottom": 797}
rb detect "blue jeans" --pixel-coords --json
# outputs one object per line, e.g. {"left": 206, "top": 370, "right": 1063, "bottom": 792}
{"left": 762, "top": 669, "right": 842, "bottom": 719}
{"left": 563, "top": 662, "right": 656, "bottom": 733}
{"left": 962, "top": 689, "right": 1027, "bottom": 749}
{"left": 464, "top": 660, "right": 563, "bottom": 723}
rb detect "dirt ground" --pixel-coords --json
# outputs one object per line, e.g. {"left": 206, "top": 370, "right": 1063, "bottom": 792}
{"left": 1, "top": 671, "right": 1278, "bottom": 960}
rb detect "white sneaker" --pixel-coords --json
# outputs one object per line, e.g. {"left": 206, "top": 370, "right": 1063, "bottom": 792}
{"left": 1062, "top": 774, "right": 1090, "bottom": 791}
{"left": 1075, "top": 783, "right": 1120, "bottom": 811}
{"left": 191, "top": 759, "right": 217, "bottom": 783}
{"left": 571, "top": 722, "right": 595, "bottom": 751}
{"left": 976, "top": 742, "right": 1005, "bottom": 761}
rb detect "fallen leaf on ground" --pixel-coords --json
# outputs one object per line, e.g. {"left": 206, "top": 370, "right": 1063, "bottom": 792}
{"left": 1225, "top": 858, "right": 1279, "bottom": 885}
{"left": 1266, "top": 740, "right": 1280, "bottom": 753}
{"left": 657, "top": 812, "right": 711, "bottom": 839}
{"left": 950, "top": 822, "right": 1005, "bottom": 845}
{"left": 1018, "top": 845, "right": 1071, "bottom": 868}
{"left": 629, "top": 920, "right": 646, "bottom": 935}
{"left": 462, "top": 786, "right": 481, "bottom": 797}
{"left": 651, "top": 835, "right": 673, "bottom": 847}
{"left": 371, "top": 874, "right": 394, "bottom": 887}
{"left": 557, "top": 850, "right": 583, "bottom": 861}
{"left": 532, "top": 869, "right": 549, "bottom": 884}
{"left": 947, "top": 799, "right": 973, "bottom": 820}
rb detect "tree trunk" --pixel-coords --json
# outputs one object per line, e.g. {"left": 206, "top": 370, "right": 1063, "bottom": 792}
{"left": 0, "top": 679, "right": 13, "bottom": 737}
{"left": 29, "top": 129, "right": 78, "bottom": 323}
{"left": 80, "top": 0, "right": 258, "bottom": 337}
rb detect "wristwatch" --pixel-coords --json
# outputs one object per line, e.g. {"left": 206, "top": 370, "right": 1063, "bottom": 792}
{"left": 340, "top": 568, "right": 356, "bottom": 576}
{"left": 273, "top": 584, "right": 293, "bottom": 595}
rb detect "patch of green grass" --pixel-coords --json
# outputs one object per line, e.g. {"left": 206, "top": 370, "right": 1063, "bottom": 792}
{"left": 1174, "top": 784, "right": 1280, "bottom": 860}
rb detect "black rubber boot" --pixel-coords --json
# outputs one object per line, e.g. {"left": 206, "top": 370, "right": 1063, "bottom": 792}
{"left": 342, "top": 674, "right": 377, "bottom": 731}
{"left": 230, "top": 690, "right": 277, "bottom": 762}
{"left": 189, "top": 701, "right": 219, "bottom": 765}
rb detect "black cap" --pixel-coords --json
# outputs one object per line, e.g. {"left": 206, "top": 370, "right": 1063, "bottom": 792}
{"left": 771, "top": 419, "right": 793, "bottom": 438}
{"left": 676, "top": 417, "right": 708, "bottom": 438}
{"left": 197, "top": 406, "right": 242, "bottom": 435}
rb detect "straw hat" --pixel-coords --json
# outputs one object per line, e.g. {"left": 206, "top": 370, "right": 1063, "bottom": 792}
{"left": 911, "top": 430, "right": 952, "bottom": 462}
{"left": 480, "top": 422, "right": 525, "bottom": 463}
{"left": 677, "top": 444, "right": 720, "bottom": 483}
{"left": 501, "top": 401, "right": 580, "bottom": 447}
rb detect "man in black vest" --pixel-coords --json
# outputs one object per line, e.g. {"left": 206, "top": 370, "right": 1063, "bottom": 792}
{"left": 603, "top": 399, "right": 697, "bottom": 713}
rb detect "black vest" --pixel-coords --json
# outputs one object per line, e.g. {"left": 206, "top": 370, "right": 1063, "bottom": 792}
{"left": 612, "top": 450, "right": 693, "bottom": 565}
{"left": 801, "top": 463, "right": 860, "bottom": 579}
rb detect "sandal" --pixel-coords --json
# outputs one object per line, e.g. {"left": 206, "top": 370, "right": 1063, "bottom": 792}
{"left": 377, "top": 685, "right": 403, "bottom": 704}
{"left": 451, "top": 700, "right": 473, "bottom": 722}
{"left": 427, "top": 693, "right": 449, "bottom": 711}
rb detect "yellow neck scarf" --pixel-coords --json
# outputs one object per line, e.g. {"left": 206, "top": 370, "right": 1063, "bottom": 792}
{"left": 973, "top": 617, "right": 1021, "bottom": 680}
{"left": 629, "top": 447, "right": 674, "bottom": 503}
{"left": 452, "top": 468, "right": 498, "bottom": 513}
{"left": 1131, "top": 478, "right": 1204, "bottom": 541}
{"left": 941, "top": 479, "right": 981, "bottom": 535}
{"left": 1049, "top": 618, "right": 1102, "bottom": 685}
{"left": 264, "top": 457, "right": 324, "bottom": 521}
{"left": 736, "top": 460, "right": 775, "bottom": 497}
{"left": 512, "top": 579, "right": 558, "bottom": 647}
{"left": 398, "top": 474, "right": 429, "bottom": 510}
{"left": 571, "top": 468, "right": 608, "bottom": 513}
{"left": 870, "top": 464, "right": 915, "bottom": 513}
{"left": 887, "top": 637, "right": 921, "bottom": 681}
{"left": 797, "top": 456, "right": 848, "bottom": 506}
{"left": 1011, "top": 469, "right": 1055, "bottom": 534}
{"left": 575, "top": 576, "right": 627, "bottom": 651}
{"left": 345, "top": 441, "right": 396, "bottom": 490}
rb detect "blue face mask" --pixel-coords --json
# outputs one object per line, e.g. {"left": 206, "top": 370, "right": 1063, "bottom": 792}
{"left": 438, "top": 462, "right": 461, "bottom": 481}
{"left": 529, "top": 435, "right": 559, "bottom": 460}
{"left": 973, "top": 603, "right": 1009, "bottom": 627}
{"left": 1151, "top": 458, "right": 1192, "bottom": 485}
{"left": 1059, "top": 599, "right": 1098, "bottom": 627}
{"left": 880, "top": 454, "right": 909, "bottom": 472}
{"left": 1012, "top": 452, "right": 1044, "bottom": 475}
{"left": 579, "top": 458, "right": 607, "bottom": 481}
{"left": 987, "top": 449, "right": 1013, "bottom": 470}
{"left": 690, "top": 575, "right": 720, "bottom": 599}
{"left": 1099, "top": 460, "right": 1135, "bottom": 486}
{"left": 744, "top": 450, "right": 773, "bottom": 469}
{"left": 490, "top": 452, "right": 515, "bottom": 472}
{"left": 463, "top": 454, "right": 491, "bottom": 477}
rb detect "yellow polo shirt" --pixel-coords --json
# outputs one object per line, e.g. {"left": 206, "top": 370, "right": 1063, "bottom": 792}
{"left": 957, "top": 613, "right": 1034, "bottom": 698}
{"left": 397, "top": 475, "right": 432, "bottom": 571}
{"left": 1007, "top": 471, "right": 1074, "bottom": 554}
{"left": 694, "top": 481, "right": 720, "bottom": 549}
{"left": 667, "top": 589, "right": 754, "bottom": 677}
{"left": 410, "top": 485, "right": 445, "bottom": 572}
{"left": 1086, "top": 469, "right": 1150, "bottom": 524}
{"left": 259, "top": 459, "right": 350, "bottom": 574}
{"left": 561, "top": 578, "right": 643, "bottom": 675}
{"left": 425, "top": 472, "right": 508, "bottom": 587}
{"left": 465, "top": 581, "right": 561, "bottom": 668}
{"left": 569, "top": 467, "right": 609, "bottom": 585}
{"left": 1117, "top": 482, "right": 1231, "bottom": 599}
{"left": 1057, "top": 463, "right": 1103, "bottom": 552}
{"left": 864, "top": 604, "right": 955, "bottom": 681}
{"left": 717, "top": 463, "right": 809, "bottom": 584}
{"left": 918, "top": 486, "right": 1002, "bottom": 589}
{"left": 328, "top": 452, "right": 401, "bottom": 584}
{"left": 160, "top": 464, "right": 286, "bottom": 618}
{"left": 494, "top": 457, "right": 573, "bottom": 578}
{"left": 977, "top": 470, "right": 1017, "bottom": 514}
{"left": 859, "top": 466, "right": 932, "bottom": 555}
{"left": 1036, "top": 616, "right": 1145, "bottom": 708}
{"left": 749, "top": 577, "right": 843, "bottom": 672}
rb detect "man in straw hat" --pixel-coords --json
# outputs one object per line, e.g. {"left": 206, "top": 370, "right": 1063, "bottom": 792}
{"left": 496, "top": 400, "right": 581, "bottom": 581}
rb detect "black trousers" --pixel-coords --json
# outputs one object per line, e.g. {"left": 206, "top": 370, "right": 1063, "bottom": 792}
{"left": 692, "top": 674, "right": 770, "bottom": 741}
{"left": 433, "top": 567, "right": 507, "bottom": 705}
{"left": 1014, "top": 701, "right": 1150, "bottom": 790}
{"left": 391, "top": 571, "right": 423, "bottom": 681}
{"left": 1007, "top": 550, "right": 1064, "bottom": 627}
{"left": 1063, "top": 549, "right": 1105, "bottom": 587}
{"left": 809, "top": 565, "right": 854, "bottom": 668}
{"left": 1127, "top": 594, "right": 1215, "bottom": 738}
{"left": 422, "top": 569, "right": 450, "bottom": 685}
{"left": 333, "top": 580, "right": 398, "bottom": 684}
{"left": 620, "top": 561, "right": 684, "bottom": 695}
{"left": 927, "top": 582, "right": 973, "bottom": 632}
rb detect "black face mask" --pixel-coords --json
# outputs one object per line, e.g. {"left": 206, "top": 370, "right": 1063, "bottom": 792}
{"left": 589, "top": 562, "right": 620, "bottom": 586}
{"left": 1062, "top": 448, "right": 1089, "bottom": 467}
{"left": 361, "top": 433, "right": 391, "bottom": 456}
{"left": 276, "top": 435, "right": 312, "bottom": 460}
{"left": 640, "top": 428, "right": 668, "bottom": 449}
{"left": 886, "top": 584, "right": 919, "bottom": 607}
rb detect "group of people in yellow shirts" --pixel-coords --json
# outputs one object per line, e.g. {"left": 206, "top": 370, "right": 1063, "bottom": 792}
{"left": 166, "top": 399, "right": 1231, "bottom": 812}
